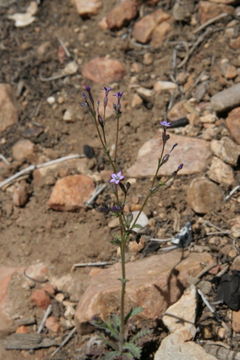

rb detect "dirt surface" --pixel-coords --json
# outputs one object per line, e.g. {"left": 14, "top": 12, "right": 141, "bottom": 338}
{"left": 0, "top": 0, "right": 240, "bottom": 359}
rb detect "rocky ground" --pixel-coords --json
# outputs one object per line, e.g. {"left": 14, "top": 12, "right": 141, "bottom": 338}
{"left": 0, "top": 0, "right": 240, "bottom": 359}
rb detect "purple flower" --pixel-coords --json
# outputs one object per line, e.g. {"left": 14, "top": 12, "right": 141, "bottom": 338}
{"left": 114, "top": 92, "right": 124, "bottom": 99}
{"left": 160, "top": 121, "right": 172, "bottom": 127}
{"left": 110, "top": 171, "right": 125, "bottom": 185}
{"left": 83, "top": 85, "right": 94, "bottom": 106}
{"left": 104, "top": 87, "right": 112, "bottom": 95}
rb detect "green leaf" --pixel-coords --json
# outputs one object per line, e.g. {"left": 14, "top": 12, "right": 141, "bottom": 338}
{"left": 131, "top": 224, "right": 143, "bottom": 229}
{"left": 125, "top": 307, "right": 143, "bottom": 323}
{"left": 103, "top": 350, "right": 121, "bottom": 360}
{"left": 123, "top": 342, "right": 141, "bottom": 359}
{"left": 130, "top": 328, "right": 152, "bottom": 344}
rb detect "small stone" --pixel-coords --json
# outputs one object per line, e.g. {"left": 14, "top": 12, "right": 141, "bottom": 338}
{"left": 210, "top": 137, "right": 240, "bottom": 166}
{"left": 231, "top": 256, "right": 240, "bottom": 271}
{"left": 30, "top": 289, "right": 51, "bottom": 309}
{"left": 207, "top": 157, "right": 235, "bottom": 185}
{"left": 47, "top": 96, "right": 55, "bottom": 104}
{"left": 48, "top": 175, "right": 95, "bottom": 211}
{"left": 132, "top": 9, "right": 171, "bottom": 43}
{"left": 0, "top": 84, "right": 18, "bottom": 133}
{"left": 221, "top": 62, "right": 237, "bottom": 79}
{"left": 232, "top": 310, "right": 240, "bottom": 332}
{"left": 74, "top": 0, "right": 102, "bottom": 16}
{"left": 226, "top": 107, "right": 240, "bottom": 145}
{"left": 45, "top": 316, "right": 61, "bottom": 333}
{"left": 24, "top": 263, "right": 49, "bottom": 283}
{"left": 173, "top": 0, "right": 194, "bottom": 21}
{"left": 211, "top": 83, "right": 240, "bottom": 112}
{"left": 12, "top": 139, "right": 35, "bottom": 162}
{"left": 16, "top": 325, "right": 29, "bottom": 334}
{"left": 217, "top": 327, "right": 226, "bottom": 339}
{"left": 130, "top": 211, "right": 149, "bottom": 233}
{"left": 151, "top": 21, "right": 172, "bottom": 48}
{"left": 106, "top": 0, "right": 138, "bottom": 30}
{"left": 187, "top": 177, "right": 223, "bottom": 214}
{"left": 154, "top": 80, "right": 177, "bottom": 92}
{"left": 198, "top": 1, "right": 234, "bottom": 24}
{"left": 55, "top": 293, "right": 65, "bottom": 302}
{"left": 230, "top": 36, "right": 240, "bottom": 49}
{"left": 198, "top": 280, "right": 212, "bottom": 295}
{"left": 12, "top": 181, "right": 29, "bottom": 207}
{"left": 143, "top": 53, "right": 153, "bottom": 65}
{"left": 82, "top": 57, "right": 125, "bottom": 84}
{"left": 229, "top": 216, "right": 240, "bottom": 239}
{"left": 136, "top": 87, "right": 153, "bottom": 101}
{"left": 200, "top": 113, "right": 216, "bottom": 123}
{"left": 108, "top": 217, "right": 120, "bottom": 229}
{"left": 63, "top": 109, "right": 73, "bottom": 122}
{"left": 131, "top": 94, "right": 143, "bottom": 108}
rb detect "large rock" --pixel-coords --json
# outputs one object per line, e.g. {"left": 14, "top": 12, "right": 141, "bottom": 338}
{"left": 48, "top": 174, "right": 95, "bottom": 211}
{"left": 106, "top": 0, "right": 138, "bottom": 29}
{"left": 132, "top": 9, "right": 171, "bottom": 43}
{"left": 74, "top": 0, "right": 102, "bottom": 16}
{"left": 210, "top": 137, "right": 240, "bottom": 166}
{"left": 226, "top": 107, "right": 240, "bottom": 145}
{"left": 127, "top": 134, "right": 211, "bottom": 177}
{"left": 187, "top": 177, "right": 223, "bottom": 214}
{"left": 0, "top": 84, "right": 18, "bottom": 133}
{"left": 82, "top": 57, "right": 125, "bottom": 84}
{"left": 75, "top": 251, "right": 213, "bottom": 327}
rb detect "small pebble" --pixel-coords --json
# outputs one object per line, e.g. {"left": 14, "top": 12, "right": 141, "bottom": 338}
{"left": 47, "top": 96, "right": 55, "bottom": 105}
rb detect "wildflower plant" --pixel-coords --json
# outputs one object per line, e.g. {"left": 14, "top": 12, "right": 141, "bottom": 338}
{"left": 82, "top": 86, "right": 183, "bottom": 359}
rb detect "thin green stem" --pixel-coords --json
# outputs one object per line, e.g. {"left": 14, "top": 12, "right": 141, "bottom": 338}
{"left": 114, "top": 114, "right": 120, "bottom": 164}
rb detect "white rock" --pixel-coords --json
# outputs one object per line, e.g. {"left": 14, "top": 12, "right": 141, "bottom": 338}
{"left": 130, "top": 211, "right": 149, "bottom": 233}
{"left": 163, "top": 285, "right": 197, "bottom": 341}
{"left": 154, "top": 333, "right": 218, "bottom": 360}
{"left": 47, "top": 96, "right": 55, "bottom": 105}
{"left": 154, "top": 80, "right": 177, "bottom": 92}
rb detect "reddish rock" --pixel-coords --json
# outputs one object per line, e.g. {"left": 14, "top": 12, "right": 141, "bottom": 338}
{"left": 82, "top": 57, "right": 125, "bottom": 84}
{"left": 31, "top": 288, "right": 51, "bottom": 309}
{"left": 187, "top": 177, "right": 223, "bottom": 214}
{"left": 210, "top": 137, "right": 240, "bottom": 166}
{"left": 12, "top": 139, "right": 35, "bottom": 162}
{"left": 198, "top": 1, "right": 234, "bottom": 24}
{"left": 106, "top": 0, "right": 138, "bottom": 29}
{"left": 75, "top": 251, "right": 214, "bottom": 327}
{"left": 207, "top": 157, "right": 235, "bottom": 185}
{"left": 127, "top": 134, "right": 211, "bottom": 177}
{"left": 151, "top": 21, "right": 172, "bottom": 48}
{"left": 45, "top": 316, "right": 61, "bottom": 333}
{"left": 12, "top": 181, "right": 29, "bottom": 207}
{"left": 226, "top": 107, "right": 240, "bottom": 145}
{"left": 0, "top": 84, "right": 18, "bottom": 133}
{"left": 74, "top": 0, "right": 102, "bottom": 16}
{"left": 132, "top": 9, "right": 171, "bottom": 43}
{"left": 0, "top": 265, "right": 24, "bottom": 335}
{"left": 42, "top": 283, "right": 55, "bottom": 296}
{"left": 16, "top": 325, "right": 29, "bottom": 334}
{"left": 48, "top": 175, "right": 95, "bottom": 211}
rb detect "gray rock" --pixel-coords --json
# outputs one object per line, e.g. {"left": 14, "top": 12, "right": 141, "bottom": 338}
{"left": 211, "top": 83, "right": 240, "bottom": 112}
